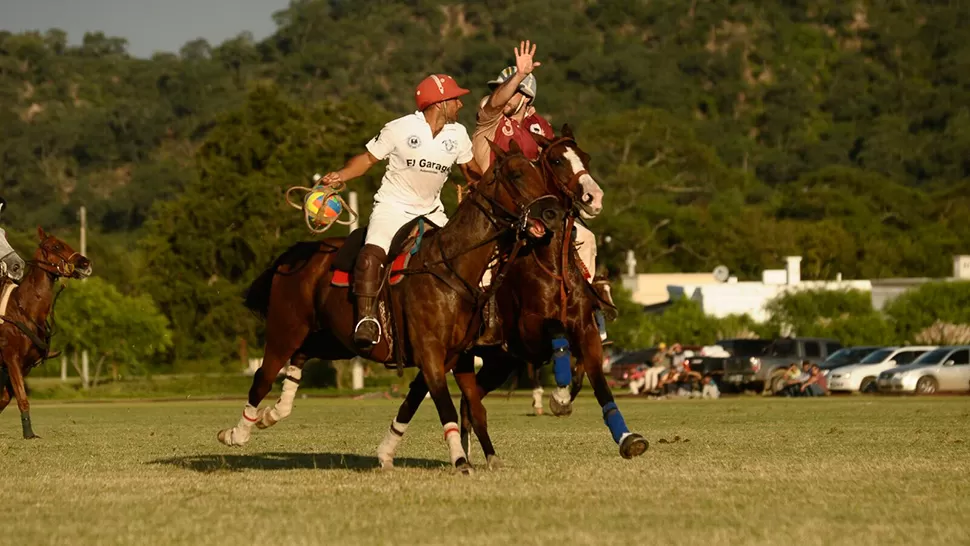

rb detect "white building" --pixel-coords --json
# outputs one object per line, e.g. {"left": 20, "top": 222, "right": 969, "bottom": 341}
{"left": 622, "top": 254, "right": 870, "bottom": 322}
{"left": 869, "top": 255, "right": 970, "bottom": 311}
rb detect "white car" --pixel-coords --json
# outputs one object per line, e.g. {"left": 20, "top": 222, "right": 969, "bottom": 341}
{"left": 827, "top": 346, "right": 937, "bottom": 393}
{"left": 877, "top": 345, "right": 970, "bottom": 394}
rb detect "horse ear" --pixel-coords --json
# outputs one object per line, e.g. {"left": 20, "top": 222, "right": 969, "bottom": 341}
{"left": 507, "top": 138, "right": 522, "bottom": 155}
{"left": 530, "top": 130, "right": 553, "bottom": 149}
{"left": 37, "top": 226, "right": 46, "bottom": 240}
{"left": 561, "top": 124, "right": 574, "bottom": 138}
{"left": 486, "top": 138, "right": 506, "bottom": 159}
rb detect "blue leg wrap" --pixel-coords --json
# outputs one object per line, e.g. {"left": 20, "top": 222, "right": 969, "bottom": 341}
{"left": 552, "top": 337, "right": 572, "bottom": 387}
{"left": 602, "top": 401, "right": 630, "bottom": 444}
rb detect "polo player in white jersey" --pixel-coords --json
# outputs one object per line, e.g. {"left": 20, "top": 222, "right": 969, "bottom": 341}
{"left": 320, "top": 74, "right": 483, "bottom": 350}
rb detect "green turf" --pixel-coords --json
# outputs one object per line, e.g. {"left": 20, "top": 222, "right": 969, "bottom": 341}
{"left": 2, "top": 396, "right": 968, "bottom": 545}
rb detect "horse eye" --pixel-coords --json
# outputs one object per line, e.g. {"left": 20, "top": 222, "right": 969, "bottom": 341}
{"left": 551, "top": 158, "right": 562, "bottom": 165}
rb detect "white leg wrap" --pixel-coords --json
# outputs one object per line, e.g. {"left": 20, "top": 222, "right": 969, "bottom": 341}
{"left": 444, "top": 422, "right": 464, "bottom": 465}
{"left": 552, "top": 386, "right": 571, "bottom": 406}
{"left": 257, "top": 365, "right": 301, "bottom": 429}
{"left": 532, "top": 387, "right": 544, "bottom": 410}
{"left": 377, "top": 419, "right": 408, "bottom": 468}
{"left": 221, "top": 404, "right": 258, "bottom": 446}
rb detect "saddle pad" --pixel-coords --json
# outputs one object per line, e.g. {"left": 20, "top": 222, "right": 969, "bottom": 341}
{"left": 331, "top": 252, "right": 412, "bottom": 287}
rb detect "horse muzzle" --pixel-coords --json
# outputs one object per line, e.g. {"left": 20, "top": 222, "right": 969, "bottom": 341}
{"left": 520, "top": 196, "right": 566, "bottom": 240}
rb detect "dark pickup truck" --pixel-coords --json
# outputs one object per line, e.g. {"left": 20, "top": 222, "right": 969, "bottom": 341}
{"left": 683, "top": 339, "right": 773, "bottom": 380}
{"left": 719, "top": 337, "right": 843, "bottom": 393}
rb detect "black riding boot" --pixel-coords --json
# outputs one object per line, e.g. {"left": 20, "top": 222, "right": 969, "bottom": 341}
{"left": 353, "top": 244, "right": 387, "bottom": 351}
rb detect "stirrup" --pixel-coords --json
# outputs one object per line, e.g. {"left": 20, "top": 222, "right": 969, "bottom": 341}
{"left": 354, "top": 316, "right": 382, "bottom": 345}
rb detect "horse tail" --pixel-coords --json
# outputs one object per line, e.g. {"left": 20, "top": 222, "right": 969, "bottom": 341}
{"left": 243, "top": 241, "right": 339, "bottom": 320}
{"left": 243, "top": 266, "right": 276, "bottom": 319}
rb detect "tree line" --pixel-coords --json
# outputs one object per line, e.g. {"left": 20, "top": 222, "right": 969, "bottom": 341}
{"left": 2, "top": 0, "right": 969, "bottom": 367}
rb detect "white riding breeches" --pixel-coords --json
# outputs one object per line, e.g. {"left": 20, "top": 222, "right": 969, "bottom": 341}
{"left": 364, "top": 199, "right": 448, "bottom": 253}
{"left": 574, "top": 223, "right": 596, "bottom": 278}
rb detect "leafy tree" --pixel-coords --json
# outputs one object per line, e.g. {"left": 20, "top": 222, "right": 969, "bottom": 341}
{"left": 53, "top": 277, "right": 172, "bottom": 383}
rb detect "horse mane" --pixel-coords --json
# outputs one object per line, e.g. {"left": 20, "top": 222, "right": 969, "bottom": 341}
{"left": 242, "top": 240, "right": 338, "bottom": 319}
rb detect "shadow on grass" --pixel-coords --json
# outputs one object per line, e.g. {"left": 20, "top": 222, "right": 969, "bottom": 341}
{"left": 149, "top": 452, "right": 449, "bottom": 473}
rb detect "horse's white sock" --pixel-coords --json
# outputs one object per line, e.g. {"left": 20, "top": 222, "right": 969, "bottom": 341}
{"left": 230, "top": 404, "right": 258, "bottom": 445}
{"left": 552, "top": 386, "right": 571, "bottom": 406}
{"left": 377, "top": 419, "right": 408, "bottom": 467}
{"left": 443, "top": 422, "right": 464, "bottom": 465}
{"left": 532, "top": 387, "right": 544, "bottom": 410}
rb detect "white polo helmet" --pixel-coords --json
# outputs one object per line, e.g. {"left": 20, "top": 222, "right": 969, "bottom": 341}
{"left": 487, "top": 66, "right": 537, "bottom": 101}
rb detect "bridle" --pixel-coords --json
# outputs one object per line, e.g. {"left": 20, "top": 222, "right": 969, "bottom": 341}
{"left": 401, "top": 151, "right": 566, "bottom": 306}
{"left": 31, "top": 239, "right": 80, "bottom": 278}
{"left": 538, "top": 136, "right": 590, "bottom": 211}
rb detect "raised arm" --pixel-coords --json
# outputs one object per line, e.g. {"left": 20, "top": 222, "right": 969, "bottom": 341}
{"left": 481, "top": 40, "right": 541, "bottom": 118}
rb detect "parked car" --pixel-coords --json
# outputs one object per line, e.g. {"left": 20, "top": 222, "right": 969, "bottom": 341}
{"left": 722, "top": 337, "right": 842, "bottom": 393}
{"left": 876, "top": 345, "right": 970, "bottom": 394}
{"left": 683, "top": 338, "right": 773, "bottom": 380}
{"left": 827, "top": 346, "right": 936, "bottom": 393}
{"left": 818, "top": 346, "right": 884, "bottom": 376}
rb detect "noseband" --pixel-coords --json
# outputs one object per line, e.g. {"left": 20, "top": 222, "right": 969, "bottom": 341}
{"left": 468, "top": 153, "right": 565, "bottom": 237}
{"left": 33, "top": 246, "right": 79, "bottom": 278}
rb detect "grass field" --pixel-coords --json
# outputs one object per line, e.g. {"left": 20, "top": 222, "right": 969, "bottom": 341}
{"left": 2, "top": 395, "right": 969, "bottom": 546}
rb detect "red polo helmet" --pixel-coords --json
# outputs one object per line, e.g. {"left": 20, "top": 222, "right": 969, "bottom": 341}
{"left": 415, "top": 74, "right": 470, "bottom": 111}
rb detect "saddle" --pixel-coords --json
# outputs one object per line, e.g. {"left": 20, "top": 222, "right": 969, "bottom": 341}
{"left": 330, "top": 217, "right": 439, "bottom": 287}
{"left": 328, "top": 216, "right": 440, "bottom": 371}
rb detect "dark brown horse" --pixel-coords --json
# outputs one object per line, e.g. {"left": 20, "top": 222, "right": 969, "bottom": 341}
{"left": 375, "top": 133, "right": 647, "bottom": 469}
{"left": 218, "top": 141, "right": 568, "bottom": 471}
{"left": 0, "top": 228, "right": 92, "bottom": 438}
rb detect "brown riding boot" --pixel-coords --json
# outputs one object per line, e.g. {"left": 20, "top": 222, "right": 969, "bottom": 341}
{"left": 353, "top": 244, "right": 387, "bottom": 350}
{"left": 591, "top": 276, "right": 618, "bottom": 322}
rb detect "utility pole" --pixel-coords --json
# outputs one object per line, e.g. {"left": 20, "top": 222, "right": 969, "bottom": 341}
{"left": 349, "top": 191, "right": 364, "bottom": 391}
{"left": 80, "top": 206, "right": 89, "bottom": 389}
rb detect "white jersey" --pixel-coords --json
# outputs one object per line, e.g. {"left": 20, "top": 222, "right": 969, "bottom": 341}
{"left": 366, "top": 111, "right": 473, "bottom": 214}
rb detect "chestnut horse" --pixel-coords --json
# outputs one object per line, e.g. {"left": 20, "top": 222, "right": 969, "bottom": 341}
{"left": 375, "top": 134, "right": 647, "bottom": 470}
{"left": 0, "top": 228, "right": 93, "bottom": 438}
{"left": 218, "top": 141, "right": 567, "bottom": 471}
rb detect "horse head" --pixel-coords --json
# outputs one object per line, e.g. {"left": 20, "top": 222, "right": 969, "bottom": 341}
{"left": 34, "top": 227, "right": 93, "bottom": 279}
{"left": 480, "top": 139, "right": 566, "bottom": 240}
{"left": 531, "top": 124, "right": 604, "bottom": 219}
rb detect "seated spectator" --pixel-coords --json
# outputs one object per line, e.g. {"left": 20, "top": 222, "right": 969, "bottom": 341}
{"left": 627, "top": 364, "right": 649, "bottom": 395}
{"left": 799, "top": 365, "right": 828, "bottom": 396}
{"left": 701, "top": 376, "right": 720, "bottom": 399}
{"left": 777, "top": 362, "right": 810, "bottom": 397}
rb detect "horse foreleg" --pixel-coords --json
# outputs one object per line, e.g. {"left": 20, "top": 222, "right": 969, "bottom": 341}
{"left": 254, "top": 353, "right": 307, "bottom": 430}
{"left": 576, "top": 325, "right": 648, "bottom": 459}
{"left": 569, "top": 363, "right": 586, "bottom": 403}
{"left": 5, "top": 357, "right": 37, "bottom": 439}
{"left": 545, "top": 321, "right": 575, "bottom": 417}
{"left": 420, "top": 349, "right": 471, "bottom": 474}
{"left": 528, "top": 361, "right": 544, "bottom": 415}
{"left": 218, "top": 325, "right": 308, "bottom": 447}
{"left": 0, "top": 368, "right": 12, "bottom": 414}
{"left": 454, "top": 354, "right": 499, "bottom": 469}
{"left": 377, "top": 372, "right": 428, "bottom": 469}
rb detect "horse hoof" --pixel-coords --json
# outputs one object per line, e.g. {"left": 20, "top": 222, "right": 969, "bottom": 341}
{"left": 378, "top": 459, "right": 394, "bottom": 471}
{"left": 455, "top": 458, "right": 474, "bottom": 476}
{"left": 486, "top": 455, "right": 503, "bottom": 470}
{"left": 534, "top": 407, "right": 544, "bottom": 416}
{"left": 619, "top": 433, "right": 649, "bottom": 459}
{"left": 549, "top": 395, "right": 573, "bottom": 417}
{"left": 23, "top": 434, "right": 39, "bottom": 440}
{"left": 217, "top": 429, "right": 236, "bottom": 446}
